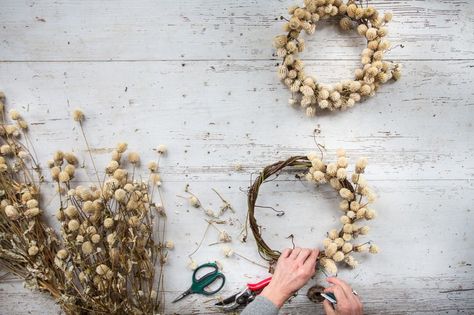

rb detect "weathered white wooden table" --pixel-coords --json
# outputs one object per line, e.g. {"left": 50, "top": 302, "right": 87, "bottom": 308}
{"left": 1, "top": 1, "right": 473, "bottom": 314}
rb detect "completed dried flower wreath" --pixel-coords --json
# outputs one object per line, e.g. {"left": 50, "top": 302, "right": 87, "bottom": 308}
{"left": 274, "top": 0, "right": 401, "bottom": 116}
{"left": 247, "top": 149, "right": 378, "bottom": 274}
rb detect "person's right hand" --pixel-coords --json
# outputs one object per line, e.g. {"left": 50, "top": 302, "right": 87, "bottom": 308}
{"left": 260, "top": 247, "right": 319, "bottom": 308}
{"left": 323, "top": 277, "right": 363, "bottom": 315}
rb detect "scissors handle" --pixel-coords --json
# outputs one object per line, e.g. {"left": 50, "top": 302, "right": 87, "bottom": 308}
{"left": 191, "top": 262, "right": 226, "bottom": 295}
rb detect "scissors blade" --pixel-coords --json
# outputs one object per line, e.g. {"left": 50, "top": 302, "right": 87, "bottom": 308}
{"left": 215, "top": 292, "right": 238, "bottom": 306}
{"left": 172, "top": 288, "right": 192, "bottom": 303}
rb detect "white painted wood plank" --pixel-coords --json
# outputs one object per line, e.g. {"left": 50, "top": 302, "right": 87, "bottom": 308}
{"left": 0, "top": 0, "right": 473, "bottom": 61}
{"left": 0, "top": 60, "right": 472, "bottom": 181}
{"left": 1, "top": 179, "right": 473, "bottom": 314}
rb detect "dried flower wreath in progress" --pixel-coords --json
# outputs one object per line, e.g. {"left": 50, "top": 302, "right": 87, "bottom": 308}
{"left": 247, "top": 149, "right": 378, "bottom": 274}
{"left": 274, "top": 0, "right": 401, "bottom": 116}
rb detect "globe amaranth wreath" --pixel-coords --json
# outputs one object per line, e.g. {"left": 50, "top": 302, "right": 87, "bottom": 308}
{"left": 273, "top": 0, "right": 401, "bottom": 117}
{"left": 247, "top": 148, "right": 378, "bottom": 274}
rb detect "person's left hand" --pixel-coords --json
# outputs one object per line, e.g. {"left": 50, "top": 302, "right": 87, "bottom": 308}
{"left": 260, "top": 247, "right": 319, "bottom": 308}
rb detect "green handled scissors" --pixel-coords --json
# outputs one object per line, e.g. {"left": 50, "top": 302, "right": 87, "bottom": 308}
{"left": 172, "top": 262, "right": 226, "bottom": 303}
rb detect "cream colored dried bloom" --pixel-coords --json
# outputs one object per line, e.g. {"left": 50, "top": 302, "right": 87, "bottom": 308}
{"left": 116, "top": 142, "right": 128, "bottom": 153}
{"left": 339, "top": 200, "right": 349, "bottom": 211}
{"left": 337, "top": 156, "right": 348, "bottom": 168}
{"left": 319, "top": 89, "right": 330, "bottom": 100}
{"left": 26, "top": 199, "right": 39, "bottom": 209}
{"left": 50, "top": 166, "right": 60, "bottom": 181}
{"left": 4, "top": 205, "right": 18, "bottom": 219}
{"left": 96, "top": 264, "right": 110, "bottom": 276}
{"left": 106, "top": 160, "right": 119, "bottom": 173}
{"left": 189, "top": 196, "right": 200, "bottom": 208}
{"left": 148, "top": 161, "right": 158, "bottom": 172}
{"left": 188, "top": 259, "right": 198, "bottom": 270}
{"left": 330, "top": 178, "right": 342, "bottom": 190}
{"left": 219, "top": 230, "right": 232, "bottom": 243}
{"left": 369, "top": 244, "right": 379, "bottom": 254}
{"left": 64, "top": 205, "right": 77, "bottom": 218}
{"left": 9, "top": 109, "right": 20, "bottom": 120}
{"left": 273, "top": 35, "right": 288, "bottom": 48}
{"left": 359, "top": 226, "right": 370, "bottom": 235}
{"left": 165, "top": 240, "right": 175, "bottom": 249}
{"left": 328, "top": 229, "right": 339, "bottom": 240}
{"left": 339, "top": 188, "right": 354, "bottom": 200}
{"left": 56, "top": 249, "right": 68, "bottom": 260}
{"left": 340, "top": 215, "right": 350, "bottom": 224}
{"left": 64, "top": 164, "right": 75, "bottom": 177}
{"left": 104, "top": 217, "right": 114, "bottom": 229}
{"left": 64, "top": 152, "right": 78, "bottom": 164}
{"left": 356, "top": 208, "right": 367, "bottom": 219}
{"left": 0, "top": 145, "right": 13, "bottom": 156}
{"left": 28, "top": 245, "right": 39, "bottom": 256}
{"left": 339, "top": 17, "right": 352, "bottom": 30}
{"left": 344, "top": 255, "right": 358, "bottom": 268}
{"left": 365, "top": 28, "right": 377, "bottom": 40}
{"left": 342, "top": 233, "right": 352, "bottom": 241}
{"left": 128, "top": 152, "right": 140, "bottom": 164}
{"left": 222, "top": 245, "right": 234, "bottom": 257}
{"left": 355, "top": 157, "right": 368, "bottom": 172}
{"left": 157, "top": 144, "right": 167, "bottom": 155}
{"left": 343, "top": 223, "right": 353, "bottom": 233}
{"left": 321, "top": 257, "right": 337, "bottom": 274}
{"left": 312, "top": 170, "right": 326, "bottom": 183}
{"left": 346, "top": 210, "right": 356, "bottom": 219}
{"left": 205, "top": 208, "right": 216, "bottom": 218}
{"left": 325, "top": 243, "right": 338, "bottom": 258}
{"left": 114, "top": 188, "right": 127, "bottom": 203}
{"left": 357, "top": 24, "right": 368, "bottom": 36}
{"left": 336, "top": 148, "right": 346, "bottom": 157}
{"left": 68, "top": 219, "right": 80, "bottom": 232}
{"left": 334, "top": 237, "right": 344, "bottom": 248}
{"left": 58, "top": 171, "right": 70, "bottom": 183}
{"left": 333, "top": 251, "right": 345, "bottom": 262}
{"left": 342, "top": 242, "right": 353, "bottom": 253}
{"left": 349, "top": 201, "right": 359, "bottom": 211}
{"left": 326, "top": 163, "right": 337, "bottom": 176}
{"left": 82, "top": 241, "right": 93, "bottom": 255}
{"left": 91, "top": 234, "right": 101, "bottom": 244}
{"left": 336, "top": 168, "right": 347, "bottom": 180}
{"left": 72, "top": 109, "right": 84, "bottom": 122}
{"left": 24, "top": 207, "right": 40, "bottom": 218}
{"left": 365, "top": 208, "right": 376, "bottom": 220}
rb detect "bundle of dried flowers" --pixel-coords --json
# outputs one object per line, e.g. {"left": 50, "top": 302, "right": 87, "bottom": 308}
{"left": 0, "top": 92, "right": 68, "bottom": 303}
{"left": 50, "top": 110, "right": 170, "bottom": 314}
{"left": 246, "top": 149, "right": 378, "bottom": 274}
{"left": 274, "top": 0, "right": 401, "bottom": 116}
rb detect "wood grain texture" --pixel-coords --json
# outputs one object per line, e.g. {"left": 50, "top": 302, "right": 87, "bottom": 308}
{"left": 0, "top": 0, "right": 473, "bottom": 314}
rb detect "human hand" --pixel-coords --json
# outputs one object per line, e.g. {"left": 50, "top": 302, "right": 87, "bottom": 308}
{"left": 260, "top": 247, "right": 319, "bottom": 308}
{"left": 323, "top": 277, "right": 363, "bottom": 315}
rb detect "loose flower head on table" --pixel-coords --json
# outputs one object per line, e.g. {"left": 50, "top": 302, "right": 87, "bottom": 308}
{"left": 246, "top": 148, "right": 378, "bottom": 275}
{"left": 274, "top": 0, "right": 401, "bottom": 116}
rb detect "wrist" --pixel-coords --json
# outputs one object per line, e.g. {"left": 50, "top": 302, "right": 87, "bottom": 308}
{"left": 260, "top": 284, "right": 290, "bottom": 308}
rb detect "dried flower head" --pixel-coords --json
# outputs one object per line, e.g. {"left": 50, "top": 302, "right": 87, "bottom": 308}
{"left": 157, "top": 144, "right": 167, "bottom": 155}
{"left": 127, "top": 152, "right": 140, "bottom": 165}
{"left": 72, "top": 109, "right": 84, "bottom": 122}
{"left": 222, "top": 245, "right": 234, "bottom": 257}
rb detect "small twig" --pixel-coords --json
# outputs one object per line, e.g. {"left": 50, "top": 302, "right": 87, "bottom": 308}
{"left": 188, "top": 221, "right": 212, "bottom": 258}
{"left": 255, "top": 205, "right": 285, "bottom": 217}
{"left": 212, "top": 188, "right": 235, "bottom": 214}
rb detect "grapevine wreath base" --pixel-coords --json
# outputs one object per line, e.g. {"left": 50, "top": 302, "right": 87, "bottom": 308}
{"left": 274, "top": 0, "right": 401, "bottom": 116}
{"left": 247, "top": 149, "right": 379, "bottom": 275}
